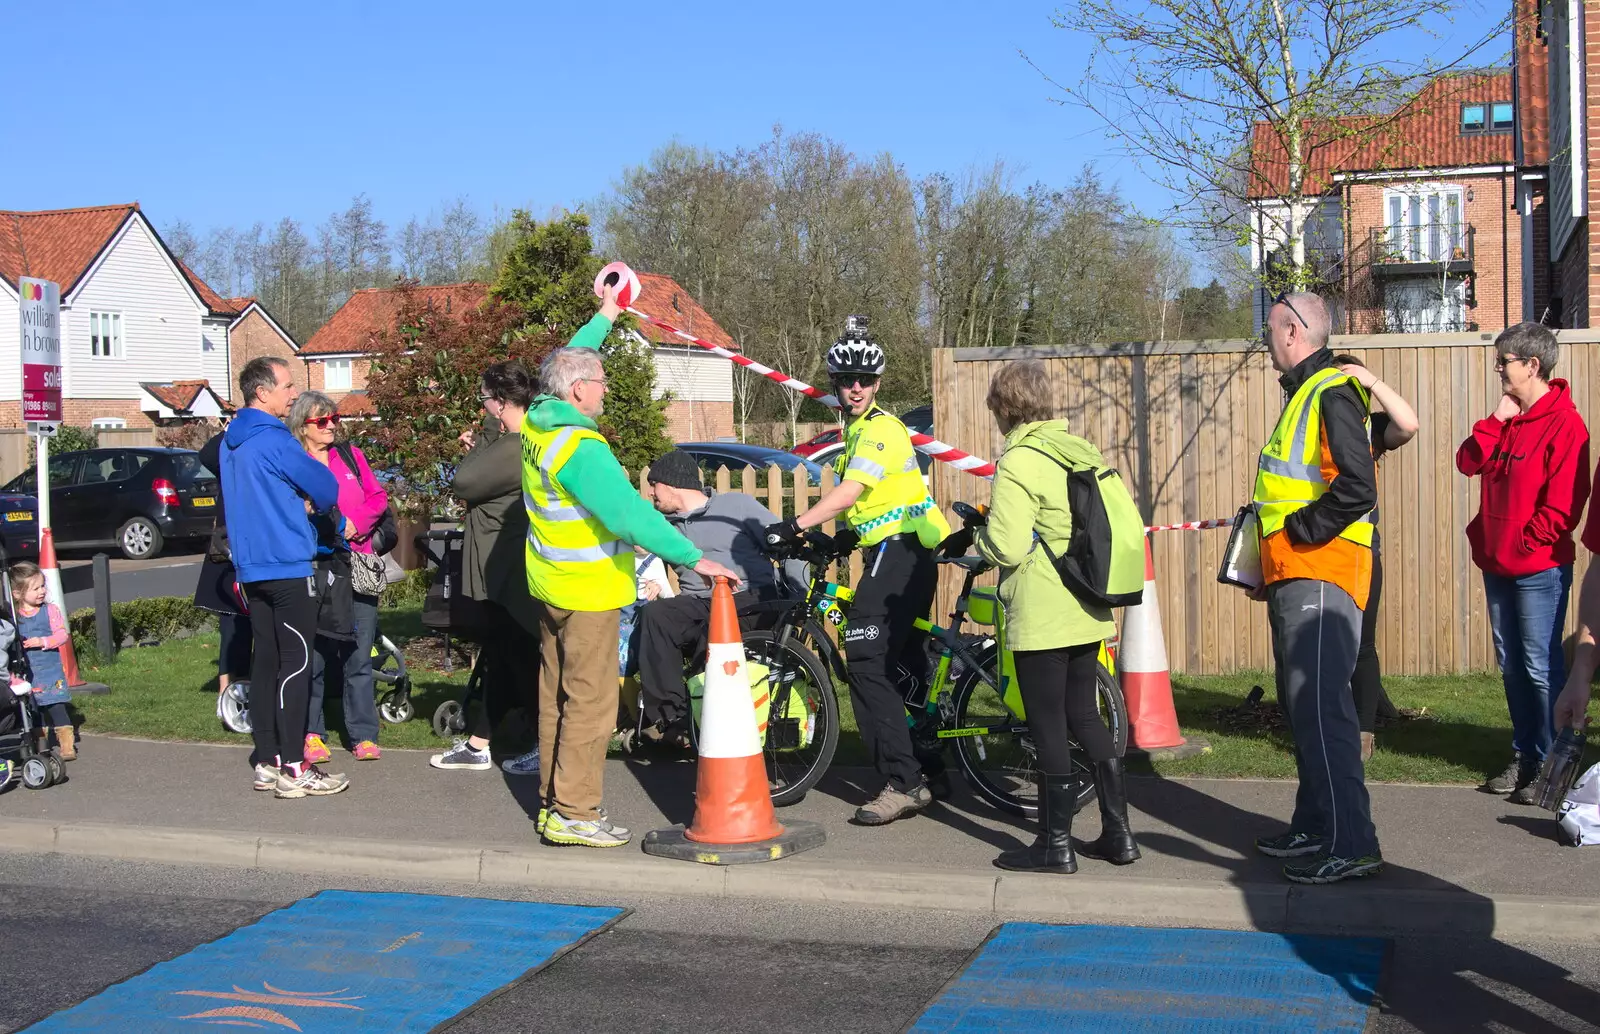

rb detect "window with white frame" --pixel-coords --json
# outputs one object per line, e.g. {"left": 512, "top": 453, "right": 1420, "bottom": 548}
{"left": 90, "top": 418, "right": 126, "bottom": 430}
{"left": 1385, "top": 278, "right": 1467, "bottom": 333}
{"left": 324, "top": 359, "right": 352, "bottom": 392}
{"left": 89, "top": 311, "right": 124, "bottom": 359}
{"left": 1382, "top": 186, "right": 1465, "bottom": 263}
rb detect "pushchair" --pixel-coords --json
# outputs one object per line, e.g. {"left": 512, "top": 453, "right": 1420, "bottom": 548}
{"left": 407, "top": 529, "right": 491, "bottom": 737}
{"left": 0, "top": 553, "right": 66, "bottom": 790}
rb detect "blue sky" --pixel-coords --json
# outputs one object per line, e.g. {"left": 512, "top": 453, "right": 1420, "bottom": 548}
{"left": 0, "top": 1, "right": 1508, "bottom": 247}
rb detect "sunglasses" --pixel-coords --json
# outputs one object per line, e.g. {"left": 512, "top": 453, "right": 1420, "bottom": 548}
{"left": 304, "top": 414, "right": 342, "bottom": 429}
{"left": 1272, "top": 293, "right": 1309, "bottom": 329}
{"left": 1494, "top": 355, "right": 1532, "bottom": 371}
{"left": 832, "top": 375, "right": 881, "bottom": 389}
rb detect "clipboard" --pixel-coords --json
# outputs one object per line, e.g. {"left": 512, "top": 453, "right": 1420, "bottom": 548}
{"left": 1217, "top": 505, "right": 1262, "bottom": 590}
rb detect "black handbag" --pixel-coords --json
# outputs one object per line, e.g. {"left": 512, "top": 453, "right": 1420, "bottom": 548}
{"left": 334, "top": 442, "right": 399, "bottom": 556}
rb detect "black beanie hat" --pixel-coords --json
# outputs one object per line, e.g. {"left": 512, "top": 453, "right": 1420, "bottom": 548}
{"left": 646, "top": 450, "right": 704, "bottom": 491}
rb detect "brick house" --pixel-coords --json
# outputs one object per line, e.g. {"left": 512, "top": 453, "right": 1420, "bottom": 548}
{"left": 0, "top": 203, "right": 298, "bottom": 429}
{"left": 299, "top": 274, "right": 736, "bottom": 438}
{"left": 1514, "top": 0, "right": 1599, "bottom": 328}
{"left": 1247, "top": 71, "right": 1527, "bottom": 334}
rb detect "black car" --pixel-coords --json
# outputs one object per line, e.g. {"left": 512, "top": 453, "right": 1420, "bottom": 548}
{"left": 0, "top": 490, "right": 38, "bottom": 562}
{"left": 1, "top": 448, "right": 219, "bottom": 560}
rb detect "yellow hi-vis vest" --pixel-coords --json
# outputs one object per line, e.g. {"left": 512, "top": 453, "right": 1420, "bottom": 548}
{"left": 521, "top": 424, "right": 633, "bottom": 611}
{"left": 838, "top": 406, "right": 952, "bottom": 549}
{"left": 1252, "top": 366, "right": 1375, "bottom": 547}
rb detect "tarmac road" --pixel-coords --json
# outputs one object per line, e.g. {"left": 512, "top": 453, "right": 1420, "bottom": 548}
{"left": 4, "top": 853, "right": 1598, "bottom": 1034}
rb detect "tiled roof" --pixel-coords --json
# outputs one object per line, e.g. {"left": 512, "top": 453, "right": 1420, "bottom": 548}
{"left": 0, "top": 204, "right": 137, "bottom": 292}
{"left": 224, "top": 296, "right": 255, "bottom": 312}
{"left": 632, "top": 273, "right": 739, "bottom": 351}
{"left": 140, "top": 380, "right": 233, "bottom": 414}
{"left": 301, "top": 282, "right": 489, "bottom": 356}
{"left": 1248, "top": 71, "right": 1516, "bottom": 198}
{"left": 174, "top": 258, "right": 241, "bottom": 316}
{"left": 336, "top": 391, "right": 376, "bottom": 417}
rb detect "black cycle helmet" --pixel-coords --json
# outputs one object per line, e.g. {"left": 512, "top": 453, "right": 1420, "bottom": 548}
{"left": 826, "top": 315, "right": 886, "bottom": 377}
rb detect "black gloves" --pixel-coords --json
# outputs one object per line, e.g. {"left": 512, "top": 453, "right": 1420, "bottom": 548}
{"left": 765, "top": 517, "right": 803, "bottom": 552}
{"left": 830, "top": 527, "right": 860, "bottom": 553}
{"left": 939, "top": 527, "right": 974, "bottom": 558}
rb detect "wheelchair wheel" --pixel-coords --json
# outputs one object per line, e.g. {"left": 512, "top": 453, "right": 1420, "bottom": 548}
{"left": 432, "top": 700, "right": 466, "bottom": 738}
{"left": 218, "top": 681, "right": 252, "bottom": 735}
{"left": 21, "top": 756, "right": 51, "bottom": 789}
{"left": 689, "top": 629, "right": 839, "bottom": 807}
{"left": 379, "top": 687, "right": 414, "bottom": 725}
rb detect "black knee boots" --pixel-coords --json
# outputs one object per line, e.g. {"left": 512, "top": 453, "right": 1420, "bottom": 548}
{"left": 995, "top": 772, "right": 1078, "bottom": 874}
{"left": 1075, "top": 758, "right": 1141, "bottom": 865}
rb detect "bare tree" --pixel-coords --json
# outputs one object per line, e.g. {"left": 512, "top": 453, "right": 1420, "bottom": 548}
{"left": 1038, "top": 0, "right": 1509, "bottom": 292}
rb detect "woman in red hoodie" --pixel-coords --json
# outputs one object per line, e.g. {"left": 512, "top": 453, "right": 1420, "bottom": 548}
{"left": 1457, "top": 322, "right": 1591, "bottom": 803}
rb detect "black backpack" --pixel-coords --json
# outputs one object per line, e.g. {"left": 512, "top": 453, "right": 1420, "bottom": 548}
{"left": 333, "top": 442, "right": 399, "bottom": 556}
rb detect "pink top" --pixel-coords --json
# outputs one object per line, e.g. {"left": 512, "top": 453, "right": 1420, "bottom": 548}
{"left": 329, "top": 445, "right": 389, "bottom": 555}
{"left": 16, "top": 602, "right": 67, "bottom": 649}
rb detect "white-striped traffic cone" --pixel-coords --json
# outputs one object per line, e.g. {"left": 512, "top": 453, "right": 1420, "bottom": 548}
{"left": 642, "top": 577, "right": 824, "bottom": 864}
{"left": 1119, "top": 538, "right": 1206, "bottom": 757}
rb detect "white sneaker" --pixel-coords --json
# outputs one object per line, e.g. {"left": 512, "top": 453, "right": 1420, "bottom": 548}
{"left": 252, "top": 763, "right": 277, "bottom": 792}
{"left": 500, "top": 748, "right": 540, "bottom": 776}
{"left": 274, "top": 765, "right": 350, "bottom": 799}
{"left": 429, "top": 740, "right": 492, "bottom": 771}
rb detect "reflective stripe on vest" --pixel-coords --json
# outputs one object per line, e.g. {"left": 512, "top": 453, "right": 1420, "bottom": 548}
{"left": 1253, "top": 366, "right": 1375, "bottom": 547}
{"left": 521, "top": 421, "right": 635, "bottom": 610}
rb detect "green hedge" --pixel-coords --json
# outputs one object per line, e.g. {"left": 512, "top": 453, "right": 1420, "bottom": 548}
{"left": 69, "top": 597, "right": 216, "bottom": 663}
{"left": 381, "top": 567, "right": 433, "bottom": 608}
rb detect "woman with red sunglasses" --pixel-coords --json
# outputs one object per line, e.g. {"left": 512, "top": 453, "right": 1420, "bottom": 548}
{"left": 290, "top": 390, "right": 390, "bottom": 765}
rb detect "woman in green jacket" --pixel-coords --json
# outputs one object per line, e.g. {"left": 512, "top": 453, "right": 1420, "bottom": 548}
{"left": 969, "top": 359, "right": 1139, "bottom": 874}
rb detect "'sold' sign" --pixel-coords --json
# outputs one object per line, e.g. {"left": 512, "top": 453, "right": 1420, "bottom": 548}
{"left": 19, "top": 277, "right": 62, "bottom": 423}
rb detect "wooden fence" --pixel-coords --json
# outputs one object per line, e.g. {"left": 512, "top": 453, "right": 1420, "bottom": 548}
{"left": 931, "top": 330, "right": 1600, "bottom": 676}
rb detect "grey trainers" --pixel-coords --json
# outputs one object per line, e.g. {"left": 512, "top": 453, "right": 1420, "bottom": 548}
{"left": 855, "top": 782, "right": 934, "bottom": 825}
{"left": 274, "top": 765, "right": 350, "bottom": 799}
{"left": 1255, "top": 830, "right": 1326, "bottom": 858}
{"left": 253, "top": 763, "right": 277, "bottom": 792}
{"left": 543, "top": 810, "right": 631, "bottom": 848}
{"left": 430, "top": 740, "right": 492, "bottom": 771}
{"left": 500, "top": 748, "right": 540, "bottom": 777}
{"left": 1283, "top": 852, "right": 1383, "bottom": 885}
{"left": 1482, "top": 755, "right": 1526, "bottom": 795}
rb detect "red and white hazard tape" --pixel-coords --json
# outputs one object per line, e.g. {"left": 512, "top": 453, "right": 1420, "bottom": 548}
{"left": 1144, "top": 516, "right": 1236, "bottom": 533}
{"left": 624, "top": 304, "right": 998, "bottom": 479}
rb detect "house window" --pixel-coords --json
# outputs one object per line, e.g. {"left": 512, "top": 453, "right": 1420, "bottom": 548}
{"left": 324, "top": 359, "right": 352, "bottom": 392}
{"left": 1491, "top": 102, "right": 1515, "bottom": 131}
{"left": 89, "top": 311, "right": 123, "bottom": 359}
{"left": 1382, "top": 187, "right": 1464, "bottom": 262}
{"left": 1386, "top": 279, "right": 1467, "bottom": 333}
{"left": 1461, "top": 104, "right": 1486, "bottom": 133}
{"left": 90, "top": 418, "right": 126, "bottom": 430}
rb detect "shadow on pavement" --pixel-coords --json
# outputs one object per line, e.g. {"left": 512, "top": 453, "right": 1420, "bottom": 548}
{"left": 1132, "top": 771, "right": 1600, "bottom": 1029}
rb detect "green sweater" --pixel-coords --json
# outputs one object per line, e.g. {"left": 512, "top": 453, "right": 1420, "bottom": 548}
{"left": 973, "top": 420, "right": 1116, "bottom": 650}
{"left": 523, "top": 313, "right": 703, "bottom": 568}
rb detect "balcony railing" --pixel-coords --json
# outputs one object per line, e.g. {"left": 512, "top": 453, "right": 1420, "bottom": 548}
{"left": 1368, "top": 224, "right": 1475, "bottom": 276}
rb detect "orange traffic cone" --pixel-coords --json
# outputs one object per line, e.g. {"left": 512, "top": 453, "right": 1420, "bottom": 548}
{"left": 38, "top": 528, "right": 84, "bottom": 686}
{"left": 1120, "top": 538, "right": 1208, "bottom": 759}
{"left": 642, "top": 578, "right": 824, "bottom": 864}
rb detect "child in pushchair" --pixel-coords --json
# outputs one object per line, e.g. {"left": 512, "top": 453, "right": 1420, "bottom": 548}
{"left": 0, "top": 559, "right": 68, "bottom": 791}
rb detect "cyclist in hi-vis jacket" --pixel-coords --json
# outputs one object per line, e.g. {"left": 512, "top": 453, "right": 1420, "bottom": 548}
{"left": 766, "top": 316, "right": 952, "bottom": 826}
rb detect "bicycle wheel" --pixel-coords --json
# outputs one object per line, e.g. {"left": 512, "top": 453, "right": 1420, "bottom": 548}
{"left": 690, "top": 629, "right": 839, "bottom": 807}
{"left": 950, "top": 644, "right": 1127, "bottom": 818}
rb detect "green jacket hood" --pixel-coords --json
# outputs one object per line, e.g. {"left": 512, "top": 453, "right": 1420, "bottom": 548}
{"left": 528, "top": 395, "right": 598, "bottom": 433}
{"left": 1004, "top": 420, "right": 1105, "bottom": 469}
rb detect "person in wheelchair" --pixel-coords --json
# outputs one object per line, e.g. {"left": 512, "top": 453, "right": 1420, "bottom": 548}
{"left": 631, "top": 449, "right": 797, "bottom": 749}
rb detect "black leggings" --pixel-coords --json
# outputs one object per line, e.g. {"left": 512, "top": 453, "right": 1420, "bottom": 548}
{"left": 469, "top": 602, "right": 540, "bottom": 742}
{"left": 1352, "top": 541, "right": 1398, "bottom": 733}
{"left": 245, "top": 577, "right": 320, "bottom": 768}
{"left": 1013, "top": 642, "right": 1117, "bottom": 771}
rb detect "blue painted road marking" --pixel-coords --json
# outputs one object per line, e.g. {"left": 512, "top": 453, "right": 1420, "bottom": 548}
{"left": 23, "top": 890, "right": 625, "bottom": 1033}
{"left": 909, "top": 923, "right": 1385, "bottom": 1033}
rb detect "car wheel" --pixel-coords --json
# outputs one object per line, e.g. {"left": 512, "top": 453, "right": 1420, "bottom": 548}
{"left": 117, "top": 517, "right": 163, "bottom": 560}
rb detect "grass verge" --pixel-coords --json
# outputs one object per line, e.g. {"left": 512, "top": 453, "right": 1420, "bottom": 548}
{"left": 71, "top": 618, "right": 1536, "bottom": 784}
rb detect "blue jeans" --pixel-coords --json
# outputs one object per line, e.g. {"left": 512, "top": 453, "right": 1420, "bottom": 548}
{"left": 308, "top": 593, "right": 380, "bottom": 744}
{"left": 1483, "top": 565, "right": 1572, "bottom": 764}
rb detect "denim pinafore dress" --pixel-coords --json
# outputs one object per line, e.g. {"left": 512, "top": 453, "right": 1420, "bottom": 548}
{"left": 18, "top": 605, "right": 69, "bottom": 705}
